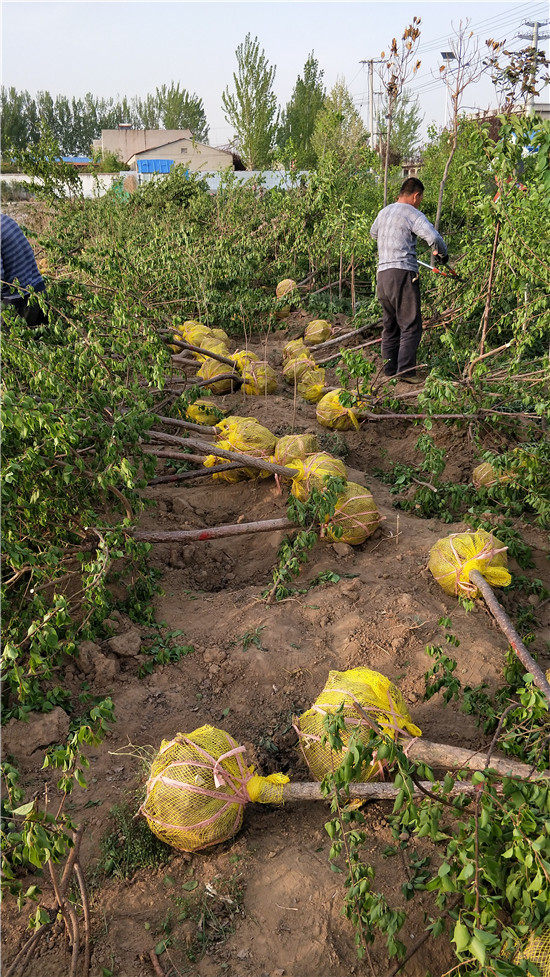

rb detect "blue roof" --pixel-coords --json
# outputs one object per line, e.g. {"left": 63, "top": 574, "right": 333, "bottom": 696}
{"left": 137, "top": 159, "right": 175, "bottom": 174}
{"left": 60, "top": 156, "right": 92, "bottom": 164}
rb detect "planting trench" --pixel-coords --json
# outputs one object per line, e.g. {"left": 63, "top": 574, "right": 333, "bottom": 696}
{"left": 3, "top": 316, "right": 549, "bottom": 977}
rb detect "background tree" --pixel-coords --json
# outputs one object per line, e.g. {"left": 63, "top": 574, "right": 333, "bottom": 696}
{"left": 311, "top": 78, "right": 367, "bottom": 163}
{"left": 484, "top": 38, "right": 550, "bottom": 114}
{"left": 277, "top": 52, "right": 325, "bottom": 168}
{"left": 222, "top": 33, "right": 279, "bottom": 168}
{"left": 376, "top": 89, "right": 423, "bottom": 165}
{"left": 378, "top": 17, "right": 422, "bottom": 205}
{"left": 434, "top": 21, "right": 482, "bottom": 231}
{"left": 158, "top": 83, "right": 208, "bottom": 141}
{"left": 0, "top": 87, "right": 40, "bottom": 151}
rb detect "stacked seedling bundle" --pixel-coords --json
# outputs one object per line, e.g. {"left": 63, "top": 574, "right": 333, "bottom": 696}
{"left": 282, "top": 337, "right": 327, "bottom": 404}
{"left": 170, "top": 319, "right": 278, "bottom": 397}
{"left": 203, "top": 416, "right": 277, "bottom": 481}
{"left": 316, "top": 389, "right": 362, "bottom": 431}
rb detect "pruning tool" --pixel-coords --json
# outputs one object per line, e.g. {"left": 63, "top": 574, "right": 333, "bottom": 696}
{"left": 418, "top": 259, "right": 462, "bottom": 281}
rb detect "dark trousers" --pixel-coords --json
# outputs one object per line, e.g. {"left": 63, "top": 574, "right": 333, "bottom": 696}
{"left": 377, "top": 269, "right": 422, "bottom": 377}
{"left": 1, "top": 291, "right": 48, "bottom": 329}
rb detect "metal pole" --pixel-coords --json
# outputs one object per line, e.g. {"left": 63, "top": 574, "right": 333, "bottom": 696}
{"left": 519, "top": 20, "right": 550, "bottom": 116}
{"left": 529, "top": 21, "right": 539, "bottom": 115}
{"left": 369, "top": 60, "right": 374, "bottom": 149}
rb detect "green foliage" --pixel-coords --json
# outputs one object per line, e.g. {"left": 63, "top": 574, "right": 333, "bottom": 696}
{"left": 3, "top": 126, "right": 83, "bottom": 200}
{"left": 277, "top": 52, "right": 326, "bottom": 169}
{"left": 376, "top": 89, "right": 423, "bottom": 162}
{"left": 1, "top": 83, "right": 209, "bottom": 155}
{"left": 138, "top": 627, "right": 194, "bottom": 678}
{"left": 321, "top": 692, "right": 550, "bottom": 973}
{"left": 311, "top": 78, "right": 367, "bottom": 164}
{"left": 135, "top": 82, "right": 209, "bottom": 142}
{"left": 98, "top": 802, "right": 171, "bottom": 879}
{"left": 222, "top": 34, "right": 279, "bottom": 168}
{"left": 2, "top": 700, "right": 115, "bottom": 906}
{"left": 262, "top": 476, "right": 346, "bottom": 601}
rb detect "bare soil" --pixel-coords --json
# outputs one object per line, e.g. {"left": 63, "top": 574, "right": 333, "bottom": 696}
{"left": 3, "top": 312, "right": 549, "bottom": 977}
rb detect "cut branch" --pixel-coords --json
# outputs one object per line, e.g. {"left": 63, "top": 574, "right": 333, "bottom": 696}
{"left": 469, "top": 569, "right": 550, "bottom": 706}
{"left": 165, "top": 337, "right": 238, "bottom": 369}
{"left": 310, "top": 320, "right": 381, "bottom": 354}
{"left": 407, "top": 735, "right": 549, "bottom": 780}
{"left": 148, "top": 430, "right": 297, "bottom": 479}
{"left": 148, "top": 462, "right": 245, "bottom": 485}
{"left": 133, "top": 516, "right": 293, "bottom": 544}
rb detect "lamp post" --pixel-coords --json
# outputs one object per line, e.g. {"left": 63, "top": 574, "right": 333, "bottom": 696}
{"left": 441, "top": 51, "right": 457, "bottom": 128}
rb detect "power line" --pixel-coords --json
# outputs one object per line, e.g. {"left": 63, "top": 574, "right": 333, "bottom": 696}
{"left": 416, "top": 2, "right": 547, "bottom": 55}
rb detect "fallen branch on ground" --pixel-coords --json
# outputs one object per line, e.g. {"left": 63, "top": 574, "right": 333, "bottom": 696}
{"left": 133, "top": 516, "right": 293, "bottom": 543}
{"left": 469, "top": 569, "right": 550, "bottom": 706}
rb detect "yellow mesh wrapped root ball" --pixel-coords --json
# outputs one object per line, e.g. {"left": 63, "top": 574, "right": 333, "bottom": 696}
{"left": 316, "top": 389, "right": 360, "bottom": 431}
{"left": 197, "top": 357, "right": 237, "bottom": 394}
{"left": 472, "top": 461, "right": 511, "bottom": 490}
{"left": 283, "top": 338, "right": 308, "bottom": 361}
{"left": 242, "top": 362, "right": 278, "bottom": 395}
{"left": 194, "top": 339, "right": 231, "bottom": 362}
{"left": 185, "top": 323, "right": 214, "bottom": 347}
{"left": 513, "top": 930, "right": 550, "bottom": 976}
{"left": 282, "top": 354, "right": 317, "bottom": 384}
{"left": 141, "top": 725, "right": 289, "bottom": 853}
{"left": 219, "top": 417, "right": 276, "bottom": 455}
{"left": 175, "top": 319, "right": 203, "bottom": 337}
{"left": 289, "top": 452, "right": 347, "bottom": 501}
{"left": 186, "top": 400, "right": 225, "bottom": 426}
{"left": 274, "top": 434, "right": 320, "bottom": 467}
{"left": 297, "top": 369, "right": 327, "bottom": 403}
{"left": 428, "top": 530, "right": 511, "bottom": 598}
{"left": 304, "top": 319, "right": 332, "bottom": 345}
{"left": 295, "top": 668, "right": 421, "bottom": 782}
{"left": 276, "top": 279, "right": 297, "bottom": 299}
{"left": 211, "top": 328, "right": 230, "bottom": 342}
{"left": 205, "top": 418, "right": 276, "bottom": 481}
{"left": 324, "top": 482, "right": 380, "bottom": 545}
{"left": 231, "top": 349, "right": 259, "bottom": 372}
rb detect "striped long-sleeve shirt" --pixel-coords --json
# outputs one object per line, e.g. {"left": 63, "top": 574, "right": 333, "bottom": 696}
{"left": 369, "top": 202, "right": 447, "bottom": 274}
{"left": 1, "top": 214, "right": 45, "bottom": 299}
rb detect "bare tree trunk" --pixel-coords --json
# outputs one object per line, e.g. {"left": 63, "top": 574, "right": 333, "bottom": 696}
{"left": 383, "top": 103, "right": 394, "bottom": 207}
{"left": 133, "top": 517, "right": 293, "bottom": 544}
{"left": 478, "top": 222, "right": 500, "bottom": 359}
{"left": 470, "top": 569, "right": 550, "bottom": 706}
{"left": 434, "top": 125, "right": 459, "bottom": 231}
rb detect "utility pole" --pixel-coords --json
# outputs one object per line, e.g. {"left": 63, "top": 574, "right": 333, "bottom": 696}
{"left": 518, "top": 19, "right": 550, "bottom": 114}
{"left": 360, "top": 59, "right": 383, "bottom": 149}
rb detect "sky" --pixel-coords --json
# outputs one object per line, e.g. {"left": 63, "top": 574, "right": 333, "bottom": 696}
{"left": 2, "top": 0, "right": 549, "bottom": 146}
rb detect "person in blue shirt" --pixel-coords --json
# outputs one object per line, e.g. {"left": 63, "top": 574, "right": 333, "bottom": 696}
{"left": 1, "top": 214, "right": 48, "bottom": 327}
{"left": 370, "top": 177, "right": 448, "bottom": 381}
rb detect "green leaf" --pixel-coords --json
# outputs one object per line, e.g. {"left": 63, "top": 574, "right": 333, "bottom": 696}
{"left": 11, "top": 801, "right": 35, "bottom": 817}
{"left": 181, "top": 879, "right": 198, "bottom": 891}
{"left": 452, "top": 920, "right": 470, "bottom": 952}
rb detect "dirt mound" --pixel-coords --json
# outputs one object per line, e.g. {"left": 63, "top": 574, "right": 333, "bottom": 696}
{"left": 3, "top": 318, "right": 549, "bottom": 977}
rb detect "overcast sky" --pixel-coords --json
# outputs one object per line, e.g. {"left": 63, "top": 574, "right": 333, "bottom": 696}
{"left": 2, "top": 1, "right": 549, "bottom": 145}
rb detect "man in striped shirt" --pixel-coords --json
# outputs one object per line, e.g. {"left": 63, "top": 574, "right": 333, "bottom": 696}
{"left": 370, "top": 177, "right": 448, "bottom": 380}
{"left": 1, "top": 214, "right": 48, "bottom": 327}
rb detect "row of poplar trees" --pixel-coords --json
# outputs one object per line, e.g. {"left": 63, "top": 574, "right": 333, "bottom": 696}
{"left": 1, "top": 34, "right": 422, "bottom": 169}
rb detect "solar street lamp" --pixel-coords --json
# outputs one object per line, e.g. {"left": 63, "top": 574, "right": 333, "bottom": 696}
{"left": 441, "top": 51, "right": 457, "bottom": 127}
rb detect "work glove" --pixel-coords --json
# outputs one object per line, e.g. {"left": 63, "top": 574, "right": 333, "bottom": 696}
{"left": 434, "top": 253, "right": 449, "bottom": 266}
